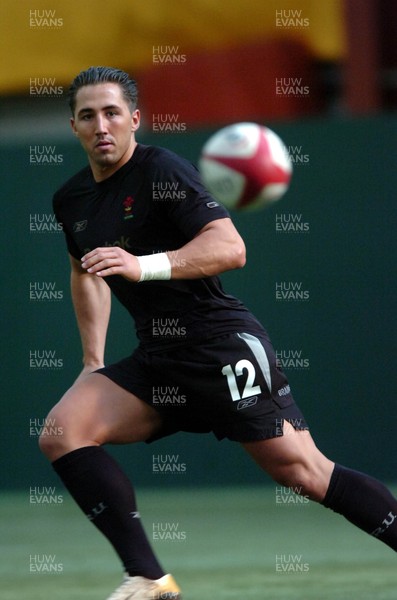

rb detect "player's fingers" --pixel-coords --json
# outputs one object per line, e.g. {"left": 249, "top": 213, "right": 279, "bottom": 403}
{"left": 85, "top": 257, "right": 120, "bottom": 274}
{"left": 82, "top": 250, "right": 119, "bottom": 269}
{"left": 81, "top": 246, "right": 119, "bottom": 259}
{"left": 95, "top": 257, "right": 140, "bottom": 281}
{"left": 81, "top": 248, "right": 104, "bottom": 263}
{"left": 81, "top": 248, "right": 138, "bottom": 280}
{"left": 94, "top": 266, "right": 123, "bottom": 277}
{"left": 81, "top": 247, "right": 122, "bottom": 267}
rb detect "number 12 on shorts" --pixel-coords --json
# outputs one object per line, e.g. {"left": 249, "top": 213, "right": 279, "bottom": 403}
{"left": 222, "top": 359, "right": 262, "bottom": 401}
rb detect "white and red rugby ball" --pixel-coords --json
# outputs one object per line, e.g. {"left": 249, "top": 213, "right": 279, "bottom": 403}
{"left": 199, "top": 122, "right": 292, "bottom": 210}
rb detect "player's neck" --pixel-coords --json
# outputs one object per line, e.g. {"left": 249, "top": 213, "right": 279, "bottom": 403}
{"left": 90, "top": 141, "right": 138, "bottom": 182}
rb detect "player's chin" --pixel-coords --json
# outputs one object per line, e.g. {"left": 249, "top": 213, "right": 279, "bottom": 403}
{"left": 92, "top": 152, "right": 118, "bottom": 166}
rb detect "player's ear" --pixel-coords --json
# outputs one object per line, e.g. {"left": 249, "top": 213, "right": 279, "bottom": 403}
{"left": 131, "top": 109, "right": 140, "bottom": 133}
{"left": 70, "top": 117, "right": 78, "bottom": 136}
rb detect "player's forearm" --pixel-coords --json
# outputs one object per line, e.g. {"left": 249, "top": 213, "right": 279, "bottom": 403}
{"left": 79, "top": 219, "right": 246, "bottom": 282}
{"left": 167, "top": 219, "right": 246, "bottom": 279}
{"left": 71, "top": 269, "right": 111, "bottom": 368}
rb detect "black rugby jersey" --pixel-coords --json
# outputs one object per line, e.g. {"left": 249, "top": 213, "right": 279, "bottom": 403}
{"left": 53, "top": 144, "right": 263, "bottom": 350}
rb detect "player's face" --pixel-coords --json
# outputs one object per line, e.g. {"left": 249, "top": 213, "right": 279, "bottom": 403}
{"left": 71, "top": 83, "right": 140, "bottom": 181}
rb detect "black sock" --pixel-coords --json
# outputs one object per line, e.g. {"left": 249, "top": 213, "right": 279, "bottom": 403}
{"left": 52, "top": 446, "right": 165, "bottom": 579}
{"left": 322, "top": 463, "right": 397, "bottom": 551}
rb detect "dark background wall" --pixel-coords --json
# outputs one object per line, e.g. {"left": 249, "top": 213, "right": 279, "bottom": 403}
{"left": 1, "top": 115, "right": 396, "bottom": 489}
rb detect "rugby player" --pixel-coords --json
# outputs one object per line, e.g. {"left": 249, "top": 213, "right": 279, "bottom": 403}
{"left": 39, "top": 67, "right": 397, "bottom": 600}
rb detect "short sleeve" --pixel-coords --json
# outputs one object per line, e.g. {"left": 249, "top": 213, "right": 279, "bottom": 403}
{"left": 52, "top": 190, "right": 81, "bottom": 259}
{"left": 152, "top": 149, "right": 230, "bottom": 239}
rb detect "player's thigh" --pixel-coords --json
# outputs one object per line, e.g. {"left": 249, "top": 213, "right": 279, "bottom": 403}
{"left": 46, "top": 373, "right": 163, "bottom": 445}
{"left": 242, "top": 420, "right": 334, "bottom": 500}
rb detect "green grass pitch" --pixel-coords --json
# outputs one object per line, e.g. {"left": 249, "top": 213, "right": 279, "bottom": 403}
{"left": 2, "top": 485, "right": 396, "bottom": 599}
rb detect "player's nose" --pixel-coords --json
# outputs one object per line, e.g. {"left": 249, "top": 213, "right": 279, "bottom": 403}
{"left": 94, "top": 115, "right": 108, "bottom": 135}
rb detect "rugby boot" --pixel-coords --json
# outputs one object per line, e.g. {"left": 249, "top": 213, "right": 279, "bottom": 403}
{"left": 106, "top": 573, "right": 181, "bottom": 599}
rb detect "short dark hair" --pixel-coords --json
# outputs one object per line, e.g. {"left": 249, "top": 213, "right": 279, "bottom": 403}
{"left": 68, "top": 66, "right": 138, "bottom": 115}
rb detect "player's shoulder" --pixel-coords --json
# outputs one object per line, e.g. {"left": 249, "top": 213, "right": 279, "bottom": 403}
{"left": 52, "top": 166, "right": 92, "bottom": 207}
{"left": 135, "top": 143, "right": 198, "bottom": 176}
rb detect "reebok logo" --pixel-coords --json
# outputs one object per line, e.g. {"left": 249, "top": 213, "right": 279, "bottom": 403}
{"left": 73, "top": 220, "right": 87, "bottom": 232}
{"left": 237, "top": 396, "right": 258, "bottom": 410}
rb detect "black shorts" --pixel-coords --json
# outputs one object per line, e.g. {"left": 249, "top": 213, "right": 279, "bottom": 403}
{"left": 97, "top": 330, "right": 308, "bottom": 443}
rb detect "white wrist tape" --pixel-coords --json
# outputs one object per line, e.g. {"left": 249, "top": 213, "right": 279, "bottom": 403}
{"left": 137, "top": 252, "right": 172, "bottom": 282}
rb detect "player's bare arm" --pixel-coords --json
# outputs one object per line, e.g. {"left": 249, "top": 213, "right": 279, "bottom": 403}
{"left": 70, "top": 254, "right": 111, "bottom": 376}
{"left": 170, "top": 217, "right": 246, "bottom": 278}
{"left": 80, "top": 217, "right": 245, "bottom": 281}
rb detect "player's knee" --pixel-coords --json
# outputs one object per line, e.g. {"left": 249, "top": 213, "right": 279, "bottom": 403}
{"left": 38, "top": 428, "right": 59, "bottom": 459}
{"left": 38, "top": 410, "right": 68, "bottom": 460}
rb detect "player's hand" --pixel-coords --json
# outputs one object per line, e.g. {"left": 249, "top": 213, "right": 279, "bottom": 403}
{"left": 81, "top": 247, "right": 141, "bottom": 281}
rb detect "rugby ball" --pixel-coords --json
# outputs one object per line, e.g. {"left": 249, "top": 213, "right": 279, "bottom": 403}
{"left": 199, "top": 122, "right": 292, "bottom": 210}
